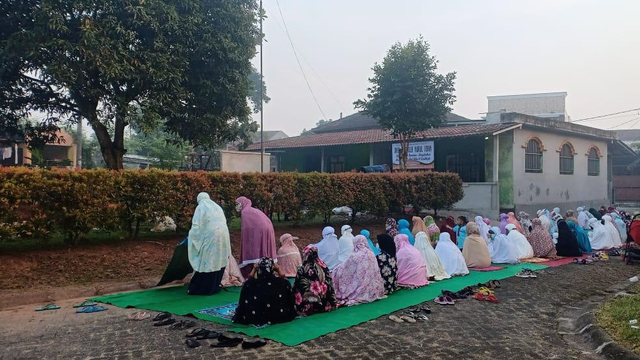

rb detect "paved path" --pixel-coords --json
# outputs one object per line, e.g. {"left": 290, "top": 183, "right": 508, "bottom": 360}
{"left": 1, "top": 259, "right": 638, "bottom": 360}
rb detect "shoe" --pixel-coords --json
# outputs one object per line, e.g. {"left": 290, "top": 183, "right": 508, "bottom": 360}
{"left": 185, "top": 338, "right": 201, "bottom": 348}
{"left": 242, "top": 339, "right": 267, "bottom": 349}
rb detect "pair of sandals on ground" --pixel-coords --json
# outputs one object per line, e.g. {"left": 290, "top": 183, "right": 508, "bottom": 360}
{"left": 35, "top": 300, "right": 107, "bottom": 313}
{"left": 434, "top": 280, "right": 502, "bottom": 305}
{"left": 388, "top": 305, "right": 431, "bottom": 323}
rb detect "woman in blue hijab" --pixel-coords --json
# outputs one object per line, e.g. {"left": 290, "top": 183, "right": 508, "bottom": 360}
{"left": 566, "top": 220, "right": 592, "bottom": 254}
{"left": 397, "top": 219, "right": 415, "bottom": 246}
{"left": 360, "top": 229, "right": 380, "bottom": 255}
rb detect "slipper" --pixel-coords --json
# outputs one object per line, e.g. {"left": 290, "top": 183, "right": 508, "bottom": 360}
{"left": 400, "top": 315, "right": 416, "bottom": 323}
{"left": 485, "top": 294, "right": 499, "bottom": 303}
{"left": 186, "top": 328, "right": 208, "bottom": 338}
{"left": 488, "top": 280, "right": 501, "bottom": 288}
{"left": 434, "top": 296, "right": 447, "bottom": 305}
{"left": 211, "top": 337, "right": 243, "bottom": 348}
{"left": 154, "top": 317, "right": 176, "bottom": 326}
{"left": 388, "top": 315, "right": 404, "bottom": 323}
{"left": 196, "top": 330, "right": 220, "bottom": 340}
{"left": 127, "top": 311, "right": 151, "bottom": 321}
{"left": 73, "top": 301, "right": 97, "bottom": 308}
{"left": 242, "top": 339, "right": 267, "bottom": 349}
{"left": 76, "top": 305, "right": 107, "bottom": 313}
{"left": 152, "top": 312, "right": 171, "bottom": 322}
{"left": 170, "top": 320, "right": 196, "bottom": 330}
{"left": 444, "top": 296, "right": 455, "bottom": 305}
{"left": 415, "top": 314, "right": 429, "bottom": 321}
{"left": 515, "top": 271, "right": 530, "bottom": 278}
{"left": 472, "top": 293, "right": 487, "bottom": 301}
{"left": 185, "top": 338, "right": 201, "bottom": 348}
{"left": 476, "top": 287, "right": 494, "bottom": 296}
{"left": 35, "top": 304, "right": 61, "bottom": 311}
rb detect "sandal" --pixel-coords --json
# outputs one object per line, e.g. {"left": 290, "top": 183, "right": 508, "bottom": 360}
{"left": 476, "top": 287, "right": 494, "bottom": 296}
{"left": 154, "top": 317, "right": 176, "bottom": 326}
{"left": 127, "top": 311, "right": 151, "bottom": 321}
{"left": 211, "top": 336, "right": 243, "bottom": 348}
{"left": 35, "top": 304, "right": 61, "bottom": 311}
{"left": 415, "top": 314, "right": 429, "bottom": 321}
{"left": 196, "top": 330, "right": 221, "bottom": 340}
{"left": 152, "top": 312, "right": 171, "bottom": 322}
{"left": 400, "top": 315, "right": 416, "bottom": 323}
{"left": 73, "top": 300, "right": 98, "bottom": 308}
{"left": 485, "top": 294, "right": 499, "bottom": 303}
{"left": 434, "top": 296, "right": 448, "bottom": 305}
{"left": 388, "top": 315, "right": 404, "bottom": 323}
{"left": 170, "top": 320, "right": 196, "bottom": 330}
{"left": 76, "top": 305, "right": 108, "bottom": 313}
{"left": 444, "top": 296, "right": 455, "bottom": 305}
{"left": 186, "top": 328, "right": 209, "bottom": 338}
{"left": 472, "top": 293, "right": 487, "bottom": 301}
{"left": 185, "top": 338, "right": 201, "bottom": 348}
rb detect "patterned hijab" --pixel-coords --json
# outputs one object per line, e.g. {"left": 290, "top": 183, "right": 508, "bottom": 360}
{"left": 385, "top": 218, "right": 399, "bottom": 237}
{"left": 256, "top": 257, "right": 276, "bottom": 279}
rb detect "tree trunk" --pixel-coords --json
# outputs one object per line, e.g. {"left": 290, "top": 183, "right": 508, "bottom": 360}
{"left": 84, "top": 108, "right": 127, "bottom": 170}
{"left": 400, "top": 135, "right": 410, "bottom": 171}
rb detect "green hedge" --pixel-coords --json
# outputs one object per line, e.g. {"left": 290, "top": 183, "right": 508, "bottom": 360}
{"left": 0, "top": 168, "right": 463, "bottom": 243}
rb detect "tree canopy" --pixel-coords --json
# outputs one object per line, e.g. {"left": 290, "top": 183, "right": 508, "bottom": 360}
{"left": 0, "top": 0, "right": 260, "bottom": 169}
{"left": 354, "top": 36, "right": 456, "bottom": 170}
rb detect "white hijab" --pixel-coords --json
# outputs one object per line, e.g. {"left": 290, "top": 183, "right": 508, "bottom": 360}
{"left": 537, "top": 209, "right": 551, "bottom": 233}
{"left": 338, "top": 225, "right": 355, "bottom": 264}
{"left": 506, "top": 224, "right": 534, "bottom": 259}
{"left": 588, "top": 218, "right": 614, "bottom": 250}
{"left": 434, "top": 233, "right": 469, "bottom": 276}
{"left": 602, "top": 215, "right": 623, "bottom": 247}
{"left": 577, "top": 207, "right": 590, "bottom": 229}
{"left": 188, "top": 192, "right": 231, "bottom": 273}
{"left": 414, "top": 232, "right": 451, "bottom": 281}
{"left": 474, "top": 216, "right": 491, "bottom": 244}
{"left": 314, "top": 226, "right": 341, "bottom": 271}
{"left": 488, "top": 226, "right": 520, "bottom": 264}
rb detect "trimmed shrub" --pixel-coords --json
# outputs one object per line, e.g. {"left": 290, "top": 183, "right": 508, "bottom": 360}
{"left": 0, "top": 168, "right": 464, "bottom": 243}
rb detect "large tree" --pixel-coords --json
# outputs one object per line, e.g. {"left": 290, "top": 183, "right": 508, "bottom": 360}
{"left": 0, "top": 0, "right": 259, "bottom": 169}
{"left": 354, "top": 36, "right": 456, "bottom": 170}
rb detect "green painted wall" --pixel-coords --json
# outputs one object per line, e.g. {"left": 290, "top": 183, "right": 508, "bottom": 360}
{"left": 485, "top": 137, "right": 494, "bottom": 182}
{"left": 498, "top": 132, "right": 514, "bottom": 208}
{"left": 279, "top": 144, "right": 370, "bottom": 173}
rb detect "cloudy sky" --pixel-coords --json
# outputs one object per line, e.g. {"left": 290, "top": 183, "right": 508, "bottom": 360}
{"left": 251, "top": 0, "right": 640, "bottom": 136}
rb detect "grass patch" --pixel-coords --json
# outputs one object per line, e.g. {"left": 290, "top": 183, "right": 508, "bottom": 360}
{"left": 596, "top": 283, "right": 640, "bottom": 356}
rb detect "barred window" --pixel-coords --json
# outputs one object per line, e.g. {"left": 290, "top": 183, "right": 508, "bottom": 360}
{"left": 588, "top": 147, "right": 600, "bottom": 176}
{"left": 525, "top": 139, "right": 543, "bottom": 173}
{"left": 559, "top": 144, "right": 574, "bottom": 175}
{"left": 329, "top": 155, "right": 345, "bottom": 173}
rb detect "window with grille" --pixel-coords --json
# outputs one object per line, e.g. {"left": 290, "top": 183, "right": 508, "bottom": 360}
{"left": 525, "top": 139, "right": 543, "bottom": 173}
{"left": 559, "top": 143, "right": 574, "bottom": 175}
{"left": 587, "top": 148, "right": 600, "bottom": 176}
{"left": 329, "top": 155, "right": 345, "bottom": 173}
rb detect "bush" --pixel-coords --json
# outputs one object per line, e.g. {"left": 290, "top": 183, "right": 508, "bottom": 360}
{"left": 0, "top": 168, "right": 464, "bottom": 244}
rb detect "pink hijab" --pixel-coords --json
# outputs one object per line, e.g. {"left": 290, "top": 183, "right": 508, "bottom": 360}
{"left": 277, "top": 233, "right": 302, "bottom": 277}
{"left": 221, "top": 255, "right": 245, "bottom": 287}
{"left": 332, "top": 235, "right": 385, "bottom": 306}
{"left": 394, "top": 234, "right": 429, "bottom": 287}
{"left": 236, "top": 196, "right": 277, "bottom": 271}
{"left": 507, "top": 212, "right": 524, "bottom": 233}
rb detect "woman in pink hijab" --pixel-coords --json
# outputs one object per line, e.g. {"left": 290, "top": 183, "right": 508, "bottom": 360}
{"left": 332, "top": 235, "right": 385, "bottom": 306}
{"left": 277, "top": 233, "right": 302, "bottom": 277}
{"left": 507, "top": 212, "right": 524, "bottom": 233}
{"left": 236, "top": 196, "right": 277, "bottom": 278}
{"left": 394, "top": 234, "right": 429, "bottom": 288}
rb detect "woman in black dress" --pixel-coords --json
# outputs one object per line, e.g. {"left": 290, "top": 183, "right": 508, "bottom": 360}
{"left": 376, "top": 234, "right": 399, "bottom": 295}
{"left": 555, "top": 217, "right": 582, "bottom": 257}
{"left": 233, "top": 258, "right": 297, "bottom": 326}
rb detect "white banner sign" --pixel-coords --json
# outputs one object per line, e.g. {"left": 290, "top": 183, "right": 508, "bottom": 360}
{"left": 392, "top": 141, "right": 435, "bottom": 170}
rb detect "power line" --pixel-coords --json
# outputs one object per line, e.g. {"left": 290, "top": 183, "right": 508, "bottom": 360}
{"left": 570, "top": 107, "right": 640, "bottom": 123}
{"left": 607, "top": 116, "right": 640, "bottom": 130}
{"left": 274, "top": 0, "right": 328, "bottom": 120}
{"left": 270, "top": 16, "right": 346, "bottom": 113}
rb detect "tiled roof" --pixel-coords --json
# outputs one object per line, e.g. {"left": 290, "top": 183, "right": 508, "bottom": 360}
{"left": 246, "top": 123, "right": 517, "bottom": 151}
{"left": 311, "top": 112, "right": 475, "bottom": 134}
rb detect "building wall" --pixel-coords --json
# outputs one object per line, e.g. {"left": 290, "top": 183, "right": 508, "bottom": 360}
{"left": 487, "top": 93, "right": 567, "bottom": 122}
{"left": 498, "top": 132, "right": 514, "bottom": 208}
{"left": 220, "top": 150, "right": 271, "bottom": 173}
{"left": 510, "top": 127, "right": 609, "bottom": 213}
{"left": 453, "top": 182, "right": 499, "bottom": 220}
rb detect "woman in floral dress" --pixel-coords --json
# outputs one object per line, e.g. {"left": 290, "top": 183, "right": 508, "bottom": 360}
{"left": 292, "top": 246, "right": 338, "bottom": 316}
{"left": 332, "top": 235, "right": 385, "bottom": 306}
{"left": 375, "top": 234, "right": 399, "bottom": 295}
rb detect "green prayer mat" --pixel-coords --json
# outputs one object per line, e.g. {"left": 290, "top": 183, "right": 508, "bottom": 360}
{"left": 91, "top": 262, "right": 547, "bottom": 346}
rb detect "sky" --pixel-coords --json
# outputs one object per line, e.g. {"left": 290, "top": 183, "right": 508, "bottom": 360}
{"left": 252, "top": 0, "right": 640, "bottom": 136}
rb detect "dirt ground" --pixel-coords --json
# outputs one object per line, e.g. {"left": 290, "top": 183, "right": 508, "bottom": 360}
{"left": 0, "top": 222, "right": 386, "bottom": 301}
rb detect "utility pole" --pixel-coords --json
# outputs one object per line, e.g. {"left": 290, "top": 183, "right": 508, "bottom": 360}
{"left": 76, "top": 119, "right": 82, "bottom": 169}
{"left": 259, "top": 0, "right": 264, "bottom": 173}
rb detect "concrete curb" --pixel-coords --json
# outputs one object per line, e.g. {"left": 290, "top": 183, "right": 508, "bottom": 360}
{"left": 558, "top": 279, "right": 640, "bottom": 360}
